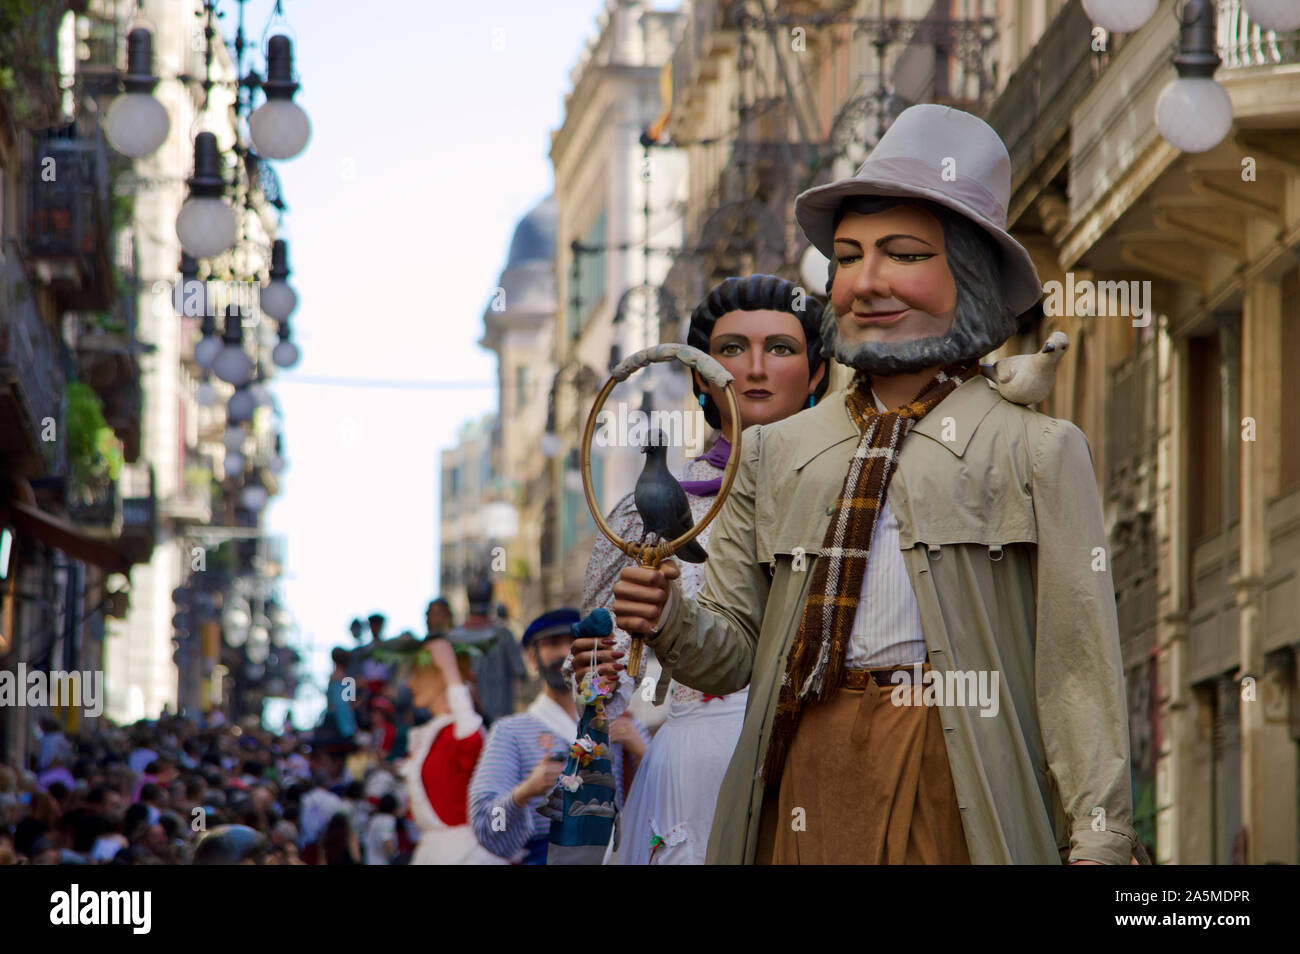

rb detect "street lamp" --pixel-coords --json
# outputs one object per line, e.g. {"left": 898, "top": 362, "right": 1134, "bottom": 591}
{"left": 227, "top": 386, "right": 256, "bottom": 423}
{"left": 248, "top": 36, "right": 312, "bottom": 160}
{"left": 269, "top": 433, "right": 286, "bottom": 474}
{"left": 799, "top": 244, "right": 829, "bottom": 296}
{"left": 1244, "top": 0, "right": 1300, "bottom": 32}
{"left": 196, "top": 373, "right": 219, "bottom": 408}
{"left": 1081, "top": 0, "right": 1158, "bottom": 34}
{"left": 104, "top": 28, "right": 170, "bottom": 158}
{"left": 223, "top": 450, "right": 245, "bottom": 477}
{"left": 1155, "top": 0, "right": 1234, "bottom": 154}
{"left": 194, "top": 317, "right": 222, "bottom": 370}
{"left": 260, "top": 239, "right": 297, "bottom": 321}
{"left": 213, "top": 307, "right": 253, "bottom": 387}
{"left": 271, "top": 321, "right": 299, "bottom": 368}
{"left": 240, "top": 468, "right": 269, "bottom": 511}
{"left": 223, "top": 424, "right": 246, "bottom": 454}
{"left": 174, "top": 253, "right": 208, "bottom": 318}
{"left": 176, "top": 132, "right": 237, "bottom": 259}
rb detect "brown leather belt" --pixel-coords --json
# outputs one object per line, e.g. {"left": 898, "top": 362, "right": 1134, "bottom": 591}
{"left": 844, "top": 665, "right": 922, "bottom": 689}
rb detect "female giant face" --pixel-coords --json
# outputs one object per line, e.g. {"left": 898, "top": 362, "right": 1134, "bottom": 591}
{"left": 695, "top": 308, "right": 825, "bottom": 432}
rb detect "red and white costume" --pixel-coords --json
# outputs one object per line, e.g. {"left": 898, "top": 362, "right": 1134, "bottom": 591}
{"left": 402, "top": 684, "right": 507, "bottom": 865}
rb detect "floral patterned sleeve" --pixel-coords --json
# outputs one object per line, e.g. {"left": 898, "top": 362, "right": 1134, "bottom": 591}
{"left": 567, "top": 492, "right": 643, "bottom": 722}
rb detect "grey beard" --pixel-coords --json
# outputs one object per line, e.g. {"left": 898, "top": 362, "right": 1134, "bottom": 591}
{"left": 820, "top": 298, "right": 1006, "bottom": 376}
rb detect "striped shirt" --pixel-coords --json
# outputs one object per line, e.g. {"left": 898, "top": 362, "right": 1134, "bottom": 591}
{"left": 468, "top": 694, "right": 648, "bottom": 861}
{"left": 845, "top": 388, "right": 927, "bottom": 668}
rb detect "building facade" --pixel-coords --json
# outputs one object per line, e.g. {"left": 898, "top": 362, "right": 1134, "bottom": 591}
{"left": 438, "top": 414, "right": 505, "bottom": 620}
{"left": 478, "top": 197, "right": 558, "bottom": 625}
{"left": 544, "top": 0, "right": 689, "bottom": 609}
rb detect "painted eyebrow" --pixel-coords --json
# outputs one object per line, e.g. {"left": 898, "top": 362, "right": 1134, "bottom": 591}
{"left": 833, "top": 233, "right": 937, "bottom": 249}
{"left": 711, "top": 334, "right": 803, "bottom": 346}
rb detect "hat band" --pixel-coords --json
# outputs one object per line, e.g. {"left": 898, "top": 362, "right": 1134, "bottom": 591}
{"left": 853, "top": 155, "right": 1007, "bottom": 229}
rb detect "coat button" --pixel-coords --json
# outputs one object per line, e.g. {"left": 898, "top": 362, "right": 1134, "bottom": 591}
{"left": 825, "top": 505, "right": 835, "bottom": 515}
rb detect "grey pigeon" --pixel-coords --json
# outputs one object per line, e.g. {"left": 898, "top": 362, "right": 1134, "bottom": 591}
{"left": 633, "top": 433, "right": 707, "bottom": 564}
{"left": 980, "top": 331, "right": 1070, "bottom": 406}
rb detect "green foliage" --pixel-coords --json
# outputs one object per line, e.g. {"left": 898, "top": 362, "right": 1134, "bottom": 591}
{"left": 66, "top": 381, "right": 123, "bottom": 487}
{"left": 0, "top": 0, "right": 69, "bottom": 128}
{"left": 0, "top": 0, "right": 47, "bottom": 35}
{"left": 66, "top": 382, "right": 105, "bottom": 470}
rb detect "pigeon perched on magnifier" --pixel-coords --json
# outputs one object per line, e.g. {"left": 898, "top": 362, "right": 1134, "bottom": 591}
{"left": 633, "top": 431, "right": 707, "bottom": 564}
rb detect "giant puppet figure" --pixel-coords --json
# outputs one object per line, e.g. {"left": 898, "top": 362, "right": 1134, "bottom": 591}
{"left": 607, "top": 104, "right": 1140, "bottom": 865}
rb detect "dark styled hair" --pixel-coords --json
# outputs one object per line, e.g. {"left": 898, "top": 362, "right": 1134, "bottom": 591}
{"left": 687, "top": 274, "right": 830, "bottom": 429}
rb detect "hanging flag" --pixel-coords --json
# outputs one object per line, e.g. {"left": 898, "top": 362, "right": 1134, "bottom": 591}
{"left": 645, "top": 60, "right": 673, "bottom": 142}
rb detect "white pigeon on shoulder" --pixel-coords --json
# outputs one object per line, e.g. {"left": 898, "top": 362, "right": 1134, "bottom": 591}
{"left": 980, "top": 331, "right": 1070, "bottom": 406}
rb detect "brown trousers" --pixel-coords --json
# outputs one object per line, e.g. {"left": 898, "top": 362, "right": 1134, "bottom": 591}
{"left": 756, "top": 666, "right": 971, "bottom": 864}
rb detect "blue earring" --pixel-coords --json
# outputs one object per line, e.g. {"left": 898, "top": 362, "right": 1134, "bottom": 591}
{"left": 699, "top": 394, "right": 707, "bottom": 408}
{"left": 806, "top": 395, "right": 816, "bottom": 408}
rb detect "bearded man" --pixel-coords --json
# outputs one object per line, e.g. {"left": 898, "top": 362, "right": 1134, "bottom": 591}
{"left": 602, "top": 104, "right": 1138, "bottom": 865}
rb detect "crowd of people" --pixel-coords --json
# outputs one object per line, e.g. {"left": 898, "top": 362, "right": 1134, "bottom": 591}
{"left": 0, "top": 708, "right": 403, "bottom": 865}
{"left": 0, "top": 586, "right": 552, "bottom": 866}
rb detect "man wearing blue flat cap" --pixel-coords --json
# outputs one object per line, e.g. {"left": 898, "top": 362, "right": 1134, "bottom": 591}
{"left": 469, "top": 608, "right": 648, "bottom": 864}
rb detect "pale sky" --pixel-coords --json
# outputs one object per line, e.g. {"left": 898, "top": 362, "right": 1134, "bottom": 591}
{"left": 235, "top": 0, "right": 612, "bottom": 726}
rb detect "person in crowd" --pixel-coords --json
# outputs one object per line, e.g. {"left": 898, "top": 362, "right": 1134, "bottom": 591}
{"left": 192, "top": 824, "right": 269, "bottom": 865}
{"left": 319, "top": 811, "right": 360, "bottom": 865}
{"left": 456, "top": 578, "right": 527, "bottom": 726}
{"left": 391, "top": 630, "right": 505, "bottom": 865}
{"left": 427, "top": 597, "right": 453, "bottom": 634}
{"left": 469, "top": 609, "right": 649, "bottom": 864}
{"left": 324, "top": 647, "right": 359, "bottom": 744}
{"left": 364, "top": 792, "right": 399, "bottom": 865}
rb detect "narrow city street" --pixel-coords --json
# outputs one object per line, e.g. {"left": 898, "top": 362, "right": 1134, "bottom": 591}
{"left": 0, "top": 0, "right": 1296, "bottom": 928}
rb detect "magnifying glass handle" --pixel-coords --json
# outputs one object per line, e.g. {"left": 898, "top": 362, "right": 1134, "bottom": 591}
{"left": 626, "top": 638, "right": 645, "bottom": 681}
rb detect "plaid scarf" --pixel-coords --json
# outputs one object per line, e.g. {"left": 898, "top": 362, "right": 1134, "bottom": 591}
{"left": 762, "top": 359, "right": 980, "bottom": 785}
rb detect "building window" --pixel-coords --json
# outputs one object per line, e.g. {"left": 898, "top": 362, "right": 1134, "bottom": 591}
{"left": 567, "top": 208, "right": 607, "bottom": 340}
{"left": 560, "top": 456, "right": 603, "bottom": 558}
{"left": 1281, "top": 268, "right": 1300, "bottom": 492}
{"left": 515, "top": 366, "right": 528, "bottom": 413}
{"left": 1187, "top": 334, "right": 1223, "bottom": 545}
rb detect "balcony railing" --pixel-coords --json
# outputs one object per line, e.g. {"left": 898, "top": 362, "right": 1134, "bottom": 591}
{"left": 0, "top": 246, "right": 67, "bottom": 477}
{"left": 66, "top": 471, "right": 118, "bottom": 529}
{"left": 24, "top": 122, "right": 113, "bottom": 310}
{"left": 1218, "top": 0, "right": 1300, "bottom": 68}
{"left": 118, "top": 462, "right": 157, "bottom": 565}
{"left": 985, "top": 0, "right": 1099, "bottom": 190}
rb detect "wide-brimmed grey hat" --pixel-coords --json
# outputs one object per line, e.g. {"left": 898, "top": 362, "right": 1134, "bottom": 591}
{"left": 795, "top": 104, "right": 1042, "bottom": 316}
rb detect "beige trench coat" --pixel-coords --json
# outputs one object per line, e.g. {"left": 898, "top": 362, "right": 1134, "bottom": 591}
{"left": 647, "top": 376, "right": 1139, "bottom": 865}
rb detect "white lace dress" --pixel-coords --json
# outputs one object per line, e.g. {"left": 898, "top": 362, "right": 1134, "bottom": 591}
{"left": 577, "top": 454, "right": 748, "bottom": 865}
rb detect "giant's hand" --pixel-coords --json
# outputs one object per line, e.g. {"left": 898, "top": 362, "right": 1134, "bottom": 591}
{"left": 611, "top": 561, "right": 680, "bottom": 637}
